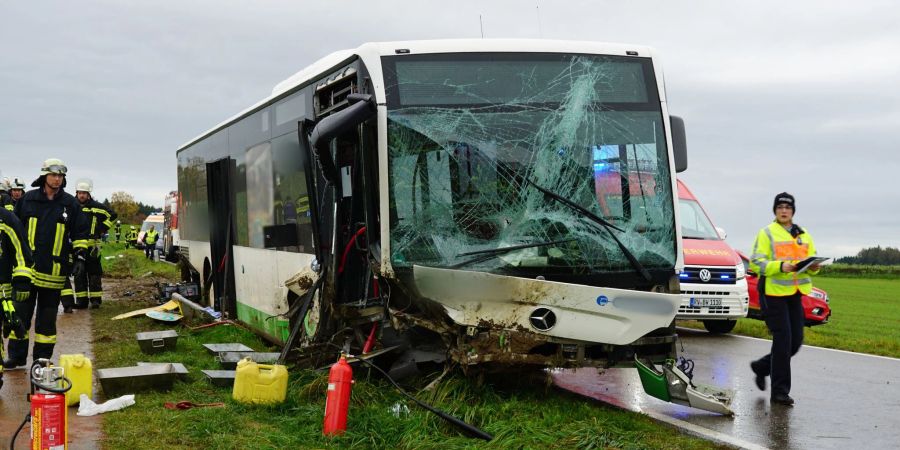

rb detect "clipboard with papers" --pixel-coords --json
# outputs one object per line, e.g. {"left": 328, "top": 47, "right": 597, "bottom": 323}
{"left": 795, "top": 256, "right": 829, "bottom": 274}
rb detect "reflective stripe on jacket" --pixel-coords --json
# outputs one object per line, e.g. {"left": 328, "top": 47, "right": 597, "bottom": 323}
{"left": 14, "top": 187, "right": 89, "bottom": 289}
{"left": 80, "top": 199, "right": 117, "bottom": 244}
{"left": 749, "top": 221, "right": 818, "bottom": 296}
{"left": 0, "top": 208, "right": 34, "bottom": 285}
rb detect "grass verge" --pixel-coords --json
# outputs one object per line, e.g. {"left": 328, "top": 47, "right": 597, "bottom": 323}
{"left": 681, "top": 277, "right": 900, "bottom": 358}
{"left": 93, "top": 291, "right": 723, "bottom": 450}
{"left": 100, "top": 242, "right": 179, "bottom": 281}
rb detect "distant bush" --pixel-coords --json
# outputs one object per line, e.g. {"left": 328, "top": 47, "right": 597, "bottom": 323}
{"left": 835, "top": 246, "right": 900, "bottom": 265}
{"left": 819, "top": 263, "right": 900, "bottom": 279}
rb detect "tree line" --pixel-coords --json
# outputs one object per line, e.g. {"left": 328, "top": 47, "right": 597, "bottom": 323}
{"left": 102, "top": 191, "right": 161, "bottom": 224}
{"left": 835, "top": 246, "right": 900, "bottom": 265}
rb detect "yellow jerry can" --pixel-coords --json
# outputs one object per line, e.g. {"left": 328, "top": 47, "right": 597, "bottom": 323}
{"left": 232, "top": 358, "right": 288, "bottom": 405}
{"left": 59, "top": 354, "right": 93, "bottom": 406}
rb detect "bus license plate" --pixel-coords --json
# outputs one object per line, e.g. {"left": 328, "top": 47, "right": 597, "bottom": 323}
{"left": 690, "top": 298, "right": 722, "bottom": 307}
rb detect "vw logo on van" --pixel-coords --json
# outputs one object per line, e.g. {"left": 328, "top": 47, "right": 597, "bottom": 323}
{"left": 698, "top": 269, "right": 712, "bottom": 282}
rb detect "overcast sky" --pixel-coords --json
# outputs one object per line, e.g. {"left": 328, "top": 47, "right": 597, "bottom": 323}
{"left": 1, "top": 0, "right": 897, "bottom": 258}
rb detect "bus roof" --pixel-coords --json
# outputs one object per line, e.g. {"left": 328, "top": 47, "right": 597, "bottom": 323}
{"left": 177, "top": 39, "right": 657, "bottom": 153}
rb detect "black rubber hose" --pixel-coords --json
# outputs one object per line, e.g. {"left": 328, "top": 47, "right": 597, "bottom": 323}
{"left": 327, "top": 343, "right": 493, "bottom": 441}
{"left": 10, "top": 413, "right": 29, "bottom": 450}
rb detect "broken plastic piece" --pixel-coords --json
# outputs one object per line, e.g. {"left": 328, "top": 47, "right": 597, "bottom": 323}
{"left": 635, "top": 357, "right": 733, "bottom": 415}
{"left": 112, "top": 300, "right": 180, "bottom": 320}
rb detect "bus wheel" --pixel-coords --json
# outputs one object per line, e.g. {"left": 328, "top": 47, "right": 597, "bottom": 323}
{"left": 703, "top": 319, "right": 737, "bottom": 334}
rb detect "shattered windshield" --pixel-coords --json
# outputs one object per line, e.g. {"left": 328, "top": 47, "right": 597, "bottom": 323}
{"left": 383, "top": 53, "right": 676, "bottom": 274}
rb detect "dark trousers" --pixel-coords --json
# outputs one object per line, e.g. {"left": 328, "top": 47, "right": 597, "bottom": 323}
{"left": 74, "top": 254, "right": 104, "bottom": 307}
{"left": 145, "top": 243, "right": 156, "bottom": 259}
{"left": 7, "top": 287, "right": 61, "bottom": 362}
{"left": 752, "top": 292, "right": 805, "bottom": 397}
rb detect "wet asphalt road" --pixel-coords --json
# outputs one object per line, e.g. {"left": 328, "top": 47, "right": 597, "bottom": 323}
{"left": 553, "top": 328, "right": 900, "bottom": 450}
{"left": 1, "top": 305, "right": 102, "bottom": 449}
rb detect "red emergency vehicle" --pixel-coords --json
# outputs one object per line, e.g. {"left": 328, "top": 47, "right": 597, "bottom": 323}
{"left": 676, "top": 180, "right": 749, "bottom": 333}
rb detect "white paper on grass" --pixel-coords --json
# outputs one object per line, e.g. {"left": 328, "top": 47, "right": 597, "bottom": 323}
{"left": 76, "top": 394, "right": 136, "bottom": 416}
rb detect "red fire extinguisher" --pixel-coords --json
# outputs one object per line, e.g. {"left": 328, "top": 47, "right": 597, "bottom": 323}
{"left": 323, "top": 354, "right": 353, "bottom": 436}
{"left": 31, "top": 392, "right": 68, "bottom": 449}
{"left": 10, "top": 359, "right": 73, "bottom": 450}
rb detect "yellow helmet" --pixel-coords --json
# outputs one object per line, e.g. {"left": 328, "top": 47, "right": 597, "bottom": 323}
{"left": 40, "top": 158, "right": 68, "bottom": 175}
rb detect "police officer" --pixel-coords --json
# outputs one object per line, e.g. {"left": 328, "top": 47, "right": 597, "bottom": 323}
{"left": 143, "top": 225, "right": 159, "bottom": 260}
{"left": 0, "top": 206, "right": 33, "bottom": 389}
{"left": 749, "top": 192, "right": 821, "bottom": 406}
{"left": 4, "top": 159, "right": 89, "bottom": 368}
{"left": 72, "top": 178, "right": 116, "bottom": 309}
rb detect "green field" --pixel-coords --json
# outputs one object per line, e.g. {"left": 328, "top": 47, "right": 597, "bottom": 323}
{"left": 92, "top": 290, "right": 722, "bottom": 449}
{"left": 684, "top": 277, "right": 900, "bottom": 358}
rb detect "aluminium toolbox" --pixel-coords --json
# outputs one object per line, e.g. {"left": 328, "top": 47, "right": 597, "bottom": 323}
{"left": 217, "top": 352, "right": 281, "bottom": 370}
{"left": 201, "top": 370, "right": 236, "bottom": 388}
{"left": 137, "top": 362, "right": 190, "bottom": 380}
{"left": 136, "top": 330, "right": 179, "bottom": 354}
{"left": 203, "top": 343, "right": 254, "bottom": 354}
{"left": 96, "top": 364, "right": 178, "bottom": 396}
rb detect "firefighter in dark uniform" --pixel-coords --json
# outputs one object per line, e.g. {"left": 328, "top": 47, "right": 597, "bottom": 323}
{"left": 114, "top": 219, "right": 122, "bottom": 243}
{"left": 0, "top": 178, "right": 12, "bottom": 212}
{"left": 0, "top": 207, "right": 33, "bottom": 390}
{"left": 9, "top": 177, "right": 26, "bottom": 207}
{"left": 72, "top": 178, "right": 116, "bottom": 309}
{"left": 4, "top": 159, "right": 89, "bottom": 368}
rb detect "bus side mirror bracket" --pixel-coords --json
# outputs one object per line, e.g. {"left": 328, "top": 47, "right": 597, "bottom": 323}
{"left": 308, "top": 93, "right": 376, "bottom": 184}
{"left": 670, "top": 115, "right": 688, "bottom": 173}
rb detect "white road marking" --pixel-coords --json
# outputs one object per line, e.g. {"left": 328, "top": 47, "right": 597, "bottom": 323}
{"left": 641, "top": 409, "right": 769, "bottom": 450}
{"left": 721, "top": 332, "right": 900, "bottom": 362}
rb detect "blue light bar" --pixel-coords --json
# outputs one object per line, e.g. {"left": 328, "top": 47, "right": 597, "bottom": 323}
{"left": 679, "top": 273, "right": 689, "bottom": 278}
{"left": 719, "top": 275, "right": 730, "bottom": 279}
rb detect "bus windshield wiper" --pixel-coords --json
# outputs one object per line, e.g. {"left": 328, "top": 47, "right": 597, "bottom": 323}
{"left": 451, "top": 238, "right": 576, "bottom": 269}
{"left": 516, "top": 172, "right": 652, "bottom": 283}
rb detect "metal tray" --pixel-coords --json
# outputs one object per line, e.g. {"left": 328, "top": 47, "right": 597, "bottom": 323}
{"left": 201, "top": 370, "right": 236, "bottom": 388}
{"left": 217, "top": 352, "right": 281, "bottom": 370}
{"left": 203, "top": 343, "right": 254, "bottom": 354}
{"left": 136, "top": 330, "right": 179, "bottom": 354}
{"left": 96, "top": 365, "right": 177, "bottom": 397}
{"left": 137, "top": 362, "right": 190, "bottom": 380}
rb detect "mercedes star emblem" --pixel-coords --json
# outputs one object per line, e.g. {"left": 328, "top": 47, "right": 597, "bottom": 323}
{"left": 529, "top": 308, "right": 557, "bottom": 331}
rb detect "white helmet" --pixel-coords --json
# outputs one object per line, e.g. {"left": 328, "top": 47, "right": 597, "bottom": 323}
{"left": 40, "top": 158, "right": 68, "bottom": 175}
{"left": 11, "top": 177, "right": 25, "bottom": 190}
{"left": 0, "top": 177, "right": 9, "bottom": 191}
{"left": 75, "top": 178, "right": 93, "bottom": 193}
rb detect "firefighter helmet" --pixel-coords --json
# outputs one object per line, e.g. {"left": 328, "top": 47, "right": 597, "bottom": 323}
{"left": 75, "top": 178, "right": 93, "bottom": 193}
{"left": 11, "top": 177, "right": 25, "bottom": 190}
{"left": 0, "top": 177, "right": 9, "bottom": 191}
{"left": 40, "top": 158, "right": 68, "bottom": 175}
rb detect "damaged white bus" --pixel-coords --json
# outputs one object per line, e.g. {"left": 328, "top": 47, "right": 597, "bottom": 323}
{"left": 176, "top": 40, "right": 732, "bottom": 414}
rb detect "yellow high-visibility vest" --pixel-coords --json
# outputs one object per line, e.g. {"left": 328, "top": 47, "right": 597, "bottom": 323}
{"left": 749, "top": 221, "right": 818, "bottom": 296}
